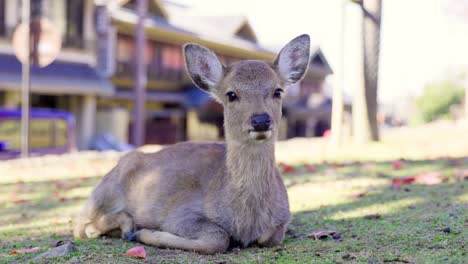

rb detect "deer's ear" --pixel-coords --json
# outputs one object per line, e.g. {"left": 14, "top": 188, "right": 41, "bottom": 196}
{"left": 274, "top": 34, "right": 310, "bottom": 85}
{"left": 183, "top": 44, "right": 224, "bottom": 93}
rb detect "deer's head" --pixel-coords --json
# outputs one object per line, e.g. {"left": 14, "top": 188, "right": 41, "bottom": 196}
{"left": 184, "top": 35, "right": 310, "bottom": 143}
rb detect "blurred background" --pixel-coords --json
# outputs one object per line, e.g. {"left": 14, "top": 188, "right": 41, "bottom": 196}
{"left": 0, "top": 0, "right": 467, "bottom": 158}
{"left": 1, "top": 2, "right": 467, "bottom": 262}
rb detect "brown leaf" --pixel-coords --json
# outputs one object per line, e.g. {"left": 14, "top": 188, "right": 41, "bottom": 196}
{"left": 306, "top": 230, "right": 338, "bottom": 240}
{"left": 364, "top": 214, "right": 382, "bottom": 220}
{"left": 13, "top": 199, "right": 30, "bottom": 205}
{"left": 123, "top": 246, "right": 146, "bottom": 259}
{"left": 10, "top": 247, "right": 42, "bottom": 254}
{"left": 350, "top": 191, "right": 368, "bottom": 200}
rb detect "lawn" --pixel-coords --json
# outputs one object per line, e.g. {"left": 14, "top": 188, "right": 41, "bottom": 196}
{"left": 0, "top": 122, "right": 467, "bottom": 263}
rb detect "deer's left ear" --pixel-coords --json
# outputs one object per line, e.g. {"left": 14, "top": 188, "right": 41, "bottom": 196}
{"left": 183, "top": 44, "right": 224, "bottom": 94}
{"left": 274, "top": 34, "right": 310, "bottom": 85}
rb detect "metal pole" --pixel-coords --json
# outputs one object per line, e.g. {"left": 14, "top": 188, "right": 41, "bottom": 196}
{"left": 21, "top": 0, "right": 31, "bottom": 158}
{"left": 132, "top": 0, "right": 148, "bottom": 147}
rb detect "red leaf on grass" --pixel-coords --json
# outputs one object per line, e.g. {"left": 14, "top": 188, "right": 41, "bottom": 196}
{"left": 279, "top": 163, "right": 295, "bottom": 174}
{"left": 305, "top": 165, "right": 316, "bottom": 173}
{"left": 123, "top": 246, "right": 146, "bottom": 259}
{"left": 392, "top": 160, "right": 405, "bottom": 170}
{"left": 306, "top": 230, "right": 338, "bottom": 240}
{"left": 391, "top": 177, "right": 415, "bottom": 188}
{"left": 10, "top": 247, "right": 42, "bottom": 254}
{"left": 392, "top": 171, "right": 445, "bottom": 188}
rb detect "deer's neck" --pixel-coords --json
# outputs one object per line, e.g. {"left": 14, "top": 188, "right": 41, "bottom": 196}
{"left": 225, "top": 140, "right": 276, "bottom": 199}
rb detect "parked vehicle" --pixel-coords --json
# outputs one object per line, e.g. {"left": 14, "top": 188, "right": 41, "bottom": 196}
{"left": 0, "top": 108, "right": 76, "bottom": 159}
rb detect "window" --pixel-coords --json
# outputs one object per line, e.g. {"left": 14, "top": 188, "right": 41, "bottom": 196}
{"left": 44, "top": 0, "right": 84, "bottom": 48}
{"left": 0, "top": 0, "right": 5, "bottom": 36}
{"left": 64, "top": 0, "right": 84, "bottom": 48}
{"left": 149, "top": 43, "right": 184, "bottom": 81}
{"left": 115, "top": 35, "right": 134, "bottom": 78}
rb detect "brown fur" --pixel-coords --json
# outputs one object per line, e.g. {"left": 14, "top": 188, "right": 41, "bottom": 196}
{"left": 74, "top": 35, "right": 311, "bottom": 254}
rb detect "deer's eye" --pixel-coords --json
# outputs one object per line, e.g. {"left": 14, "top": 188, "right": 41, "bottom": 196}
{"left": 273, "top": 88, "right": 284, "bottom": 99}
{"left": 226, "top": 91, "right": 238, "bottom": 102}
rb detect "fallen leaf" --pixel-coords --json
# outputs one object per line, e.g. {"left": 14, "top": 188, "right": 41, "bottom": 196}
{"left": 10, "top": 247, "right": 42, "bottom": 254}
{"left": 392, "top": 160, "right": 405, "bottom": 170}
{"left": 364, "top": 214, "right": 382, "bottom": 220}
{"left": 391, "top": 177, "right": 415, "bottom": 188}
{"left": 306, "top": 230, "right": 339, "bottom": 240}
{"left": 281, "top": 164, "right": 295, "bottom": 174}
{"left": 13, "top": 199, "right": 30, "bottom": 205}
{"left": 350, "top": 191, "right": 368, "bottom": 200}
{"left": 392, "top": 171, "right": 446, "bottom": 188}
{"left": 332, "top": 163, "right": 345, "bottom": 169}
{"left": 123, "top": 246, "right": 146, "bottom": 259}
{"left": 34, "top": 242, "right": 76, "bottom": 260}
{"left": 305, "top": 164, "right": 316, "bottom": 173}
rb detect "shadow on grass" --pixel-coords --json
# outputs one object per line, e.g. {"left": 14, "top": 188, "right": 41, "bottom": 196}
{"left": 0, "top": 157, "right": 466, "bottom": 263}
{"left": 0, "top": 175, "right": 102, "bottom": 228}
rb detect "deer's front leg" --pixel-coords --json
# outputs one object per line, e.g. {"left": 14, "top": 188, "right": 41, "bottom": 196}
{"left": 257, "top": 224, "right": 287, "bottom": 247}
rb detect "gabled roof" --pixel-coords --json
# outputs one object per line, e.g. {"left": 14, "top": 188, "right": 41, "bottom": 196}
{"left": 109, "top": 6, "right": 273, "bottom": 60}
{"left": 308, "top": 47, "right": 333, "bottom": 76}
{"left": 114, "top": 0, "right": 259, "bottom": 44}
{"left": 117, "top": 0, "right": 169, "bottom": 19}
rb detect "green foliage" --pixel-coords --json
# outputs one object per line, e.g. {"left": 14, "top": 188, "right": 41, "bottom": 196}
{"left": 415, "top": 81, "right": 464, "bottom": 123}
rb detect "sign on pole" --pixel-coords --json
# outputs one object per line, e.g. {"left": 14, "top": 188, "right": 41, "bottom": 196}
{"left": 12, "top": 1, "right": 61, "bottom": 157}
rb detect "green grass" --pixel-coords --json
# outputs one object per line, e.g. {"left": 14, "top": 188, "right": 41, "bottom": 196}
{"left": 0, "top": 123, "right": 468, "bottom": 263}
{"left": 0, "top": 123, "right": 467, "bottom": 263}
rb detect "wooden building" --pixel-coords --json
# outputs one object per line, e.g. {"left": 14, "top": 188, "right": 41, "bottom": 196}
{"left": 96, "top": 0, "right": 334, "bottom": 144}
{"left": 0, "top": 0, "right": 334, "bottom": 150}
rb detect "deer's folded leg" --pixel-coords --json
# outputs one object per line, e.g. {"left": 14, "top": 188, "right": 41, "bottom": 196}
{"left": 135, "top": 227, "right": 229, "bottom": 254}
{"left": 84, "top": 211, "right": 134, "bottom": 240}
{"left": 257, "top": 224, "right": 287, "bottom": 247}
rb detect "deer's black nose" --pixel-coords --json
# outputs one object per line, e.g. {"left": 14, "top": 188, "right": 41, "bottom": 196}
{"left": 251, "top": 113, "right": 271, "bottom": 132}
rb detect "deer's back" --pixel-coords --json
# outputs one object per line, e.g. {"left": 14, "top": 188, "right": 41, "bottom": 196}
{"left": 120, "top": 142, "right": 227, "bottom": 229}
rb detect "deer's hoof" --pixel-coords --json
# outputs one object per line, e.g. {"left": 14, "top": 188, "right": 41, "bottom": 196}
{"left": 124, "top": 231, "right": 137, "bottom": 242}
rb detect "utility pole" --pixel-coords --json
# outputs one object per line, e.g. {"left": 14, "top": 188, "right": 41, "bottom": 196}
{"left": 132, "top": 0, "right": 148, "bottom": 147}
{"left": 330, "top": 0, "right": 346, "bottom": 147}
{"left": 20, "top": 0, "right": 31, "bottom": 158}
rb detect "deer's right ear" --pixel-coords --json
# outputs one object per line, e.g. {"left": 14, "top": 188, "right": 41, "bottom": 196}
{"left": 183, "top": 44, "right": 224, "bottom": 93}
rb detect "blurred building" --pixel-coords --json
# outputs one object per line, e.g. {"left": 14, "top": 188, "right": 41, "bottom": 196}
{"left": 0, "top": 0, "right": 333, "bottom": 150}
{"left": 0, "top": 0, "right": 111, "bottom": 150}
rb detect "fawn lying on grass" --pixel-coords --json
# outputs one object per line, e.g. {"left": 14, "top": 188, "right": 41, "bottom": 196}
{"left": 74, "top": 35, "right": 311, "bottom": 254}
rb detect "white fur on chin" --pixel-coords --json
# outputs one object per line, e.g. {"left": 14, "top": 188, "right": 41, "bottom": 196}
{"left": 248, "top": 130, "right": 272, "bottom": 141}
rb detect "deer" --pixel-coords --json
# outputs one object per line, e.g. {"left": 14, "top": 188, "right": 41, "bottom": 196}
{"left": 73, "top": 34, "right": 311, "bottom": 254}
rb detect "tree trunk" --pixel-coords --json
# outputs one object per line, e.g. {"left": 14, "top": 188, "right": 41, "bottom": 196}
{"left": 362, "top": 0, "right": 382, "bottom": 141}
{"left": 353, "top": 6, "right": 371, "bottom": 144}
